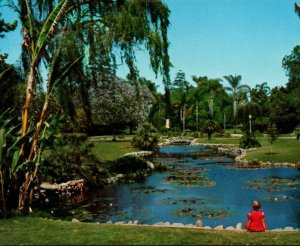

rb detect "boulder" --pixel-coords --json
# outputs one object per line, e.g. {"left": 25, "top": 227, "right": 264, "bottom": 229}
{"left": 284, "top": 227, "right": 294, "bottom": 231}
{"left": 115, "top": 221, "right": 125, "bottom": 225}
{"left": 214, "top": 225, "right": 224, "bottom": 230}
{"left": 235, "top": 222, "right": 243, "bottom": 230}
{"left": 171, "top": 223, "right": 185, "bottom": 227}
{"left": 71, "top": 218, "right": 80, "bottom": 223}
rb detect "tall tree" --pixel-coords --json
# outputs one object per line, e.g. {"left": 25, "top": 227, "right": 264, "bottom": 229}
{"left": 172, "top": 70, "right": 190, "bottom": 131}
{"left": 223, "top": 74, "right": 250, "bottom": 127}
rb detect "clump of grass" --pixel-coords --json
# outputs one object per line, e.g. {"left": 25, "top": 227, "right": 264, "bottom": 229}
{"left": 248, "top": 159, "right": 261, "bottom": 168}
{"left": 154, "top": 162, "right": 168, "bottom": 172}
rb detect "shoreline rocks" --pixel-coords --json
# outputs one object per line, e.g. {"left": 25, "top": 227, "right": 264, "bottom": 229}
{"left": 96, "top": 219, "right": 299, "bottom": 231}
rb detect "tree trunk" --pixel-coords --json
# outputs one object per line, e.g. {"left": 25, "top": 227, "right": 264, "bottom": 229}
{"left": 21, "top": 65, "right": 35, "bottom": 137}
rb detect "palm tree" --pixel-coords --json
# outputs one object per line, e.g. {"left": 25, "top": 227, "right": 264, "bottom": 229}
{"left": 204, "top": 78, "right": 223, "bottom": 118}
{"left": 255, "top": 82, "right": 270, "bottom": 96}
{"left": 223, "top": 75, "right": 250, "bottom": 127}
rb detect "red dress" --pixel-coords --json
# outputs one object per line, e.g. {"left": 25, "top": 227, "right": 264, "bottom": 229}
{"left": 245, "top": 210, "right": 267, "bottom": 232}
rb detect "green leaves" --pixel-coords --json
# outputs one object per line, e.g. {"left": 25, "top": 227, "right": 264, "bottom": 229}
{"left": 35, "top": 0, "right": 66, "bottom": 60}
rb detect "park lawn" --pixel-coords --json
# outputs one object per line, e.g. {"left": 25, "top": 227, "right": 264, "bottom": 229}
{"left": 244, "top": 137, "right": 300, "bottom": 163}
{"left": 86, "top": 135, "right": 300, "bottom": 163}
{"left": 88, "top": 140, "right": 139, "bottom": 161}
{"left": 0, "top": 217, "right": 299, "bottom": 245}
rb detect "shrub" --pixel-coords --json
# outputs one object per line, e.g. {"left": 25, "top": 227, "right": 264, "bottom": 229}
{"left": 131, "top": 123, "right": 159, "bottom": 151}
{"left": 248, "top": 159, "right": 261, "bottom": 168}
{"left": 110, "top": 155, "right": 148, "bottom": 174}
{"left": 41, "top": 144, "right": 110, "bottom": 187}
{"left": 239, "top": 132, "right": 261, "bottom": 149}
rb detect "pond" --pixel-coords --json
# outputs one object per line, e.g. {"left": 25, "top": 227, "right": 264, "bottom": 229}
{"left": 58, "top": 145, "right": 300, "bottom": 229}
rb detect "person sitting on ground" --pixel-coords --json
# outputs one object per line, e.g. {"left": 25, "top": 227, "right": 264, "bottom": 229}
{"left": 245, "top": 200, "right": 267, "bottom": 232}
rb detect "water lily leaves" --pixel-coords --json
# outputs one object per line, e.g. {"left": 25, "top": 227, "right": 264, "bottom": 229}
{"left": 157, "top": 197, "right": 217, "bottom": 206}
{"left": 130, "top": 185, "right": 171, "bottom": 194}
{"left": 164, "top": 166, "right": 215, "bottom": 187}
{"left": 244, "top": 177, "right": 300, "bottom": 192}
{"left": 173, "top": 206, "right": 232, "bottom": 219}
{"left": 261, "top": 195, "right": 299, "bottom": 202}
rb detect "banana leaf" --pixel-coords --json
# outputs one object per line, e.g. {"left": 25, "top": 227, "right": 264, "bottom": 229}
{"left": 35, "top": 0, "right": 66, "bottom": 58}
{"left": 25, "top": 0, "right": 34, "bottom": 53}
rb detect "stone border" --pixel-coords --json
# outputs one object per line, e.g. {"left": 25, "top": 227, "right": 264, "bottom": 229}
{"left": 69, "top": 219, "right": 299, "bottom": 231}
{"left": 189, "top": 141, "right": 300, "bottom": 169}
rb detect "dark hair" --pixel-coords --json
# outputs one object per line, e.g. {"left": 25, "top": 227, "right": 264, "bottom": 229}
{"left": 252, "top": 200, "right": 261, "bottom": 210}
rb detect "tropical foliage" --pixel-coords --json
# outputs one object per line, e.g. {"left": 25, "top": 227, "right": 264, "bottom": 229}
{"left": 0, "top": 0, "right": 300, "bottom": 219}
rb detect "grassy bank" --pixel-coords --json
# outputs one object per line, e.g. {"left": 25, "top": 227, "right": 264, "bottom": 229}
{"left": 0, "top": 217, "right": 299, "bottom": 245}
{"left": 86, "top": 136, "right": 300, "bottom": 163}
{"left": 244, "top": 137, "right": 300, "bottom": 163}
{"left": 196, "top": 136, "right": 300, "bottom": 163}
{"left": 87, "top": 139, "right": 139, "bottom": 161}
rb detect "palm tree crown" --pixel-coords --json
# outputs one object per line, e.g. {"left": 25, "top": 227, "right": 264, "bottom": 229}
{"left": 223, "top": 74, "right": 250, "bottom": 121}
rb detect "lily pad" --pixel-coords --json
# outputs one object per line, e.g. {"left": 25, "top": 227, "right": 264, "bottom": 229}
{"left": 130, "top": 185, "right": 170, "bottom": 194}
{"left": 173, "top": 206, "right": 232, "bottom": 219}
{"left": 157, "top": 197, "right": 217, "bottom": 206}
{"left": 244, "top": 177, "right": 300, "bottom": 192}
{"left": 261, "top": 195, "right": 299, "bottom": 202}
{"left": 164, "top": 167, "right": 215, "bottom": 187}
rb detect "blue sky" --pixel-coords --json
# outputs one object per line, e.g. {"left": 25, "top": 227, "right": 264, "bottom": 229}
{"left": 1, "top": 0, "right": 300, "bottom": 92}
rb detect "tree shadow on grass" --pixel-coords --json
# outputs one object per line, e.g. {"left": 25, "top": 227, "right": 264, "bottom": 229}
{"left": 265, "top": 152, "right": 278, "bottom": 155}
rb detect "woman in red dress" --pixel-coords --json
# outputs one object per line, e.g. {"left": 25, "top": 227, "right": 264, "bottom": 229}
{"left": 245, "top": 200, "right": 267, "bottom": 232}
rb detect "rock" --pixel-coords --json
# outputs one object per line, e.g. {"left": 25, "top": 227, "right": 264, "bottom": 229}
{"left": 271, "top": 228, "right": 283, "bottom": 231}
{"left": 115, "top": 221, "right": 125, "bottom": 225}
{"left": 106, "top": 220, "right": 113, "bottom": 224}
{"left": 72, "top": 218, "right": 80, "bottom": 223}
{"left": 284, "top": 226, "right": 294, "bottom": 231}
{"left": 147, "top": 161, "right": 155, "bottom": 170}
{"left": 153, "top": 222, "right": 164, "bottom": 226}
{"left": 127, "top": 221, "right": 133, "bottom": 225}
{"left": 225, "top": 226, "right": 235, "bottom": 230}
{"left": 214, "top": 225, "right": 224, "bottom": 230}
{"left": 171, "top": 223, "right": 185, "bottom": 227}
{"left": 163, "top": 222, "right": 171, "bottom": 226}
{"left": 116, "top": 174, "right": 124, "bottom": 179}
{"left": 133, "top": 220, "right": 139, "bottom": 225}
{"left": 185, "top": 224, "right": 195, "bottom": 228}
{"left": 235, "top": 222, "right": 243, "bottom": 230}
{"left": 203, "top": 226, "right": 212, "bottom": 229}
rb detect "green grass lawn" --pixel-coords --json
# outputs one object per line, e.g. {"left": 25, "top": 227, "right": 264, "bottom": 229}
{"left": 86, "top": 136, "right": 300, "bottom": 163}
{"left": 195, "top": 136, "right": 300, "bottom": 163}
{"left": 244, "top": 137, "right": 300, "bottom": 163}
{"left": 88, "top": 140, "right": 139, "bottom": 161}
{"left": 0, "top": 217, "right": 299, "bottom": 245}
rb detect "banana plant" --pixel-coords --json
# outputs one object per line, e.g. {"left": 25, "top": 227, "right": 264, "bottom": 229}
{"left": 0, "top": 108, "right": 34, "bottom": 217}
{"left": 17, "top": 0, "right": 72, "bottom": 213}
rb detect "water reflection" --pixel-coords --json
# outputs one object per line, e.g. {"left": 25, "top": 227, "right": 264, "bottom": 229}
{"left": 71, "top": 145, "right": 300, "bottom": 229}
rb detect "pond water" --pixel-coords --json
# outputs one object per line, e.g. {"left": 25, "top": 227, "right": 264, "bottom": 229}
{"left": 63, "top": 145, "right": 300, "bottom": 229}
